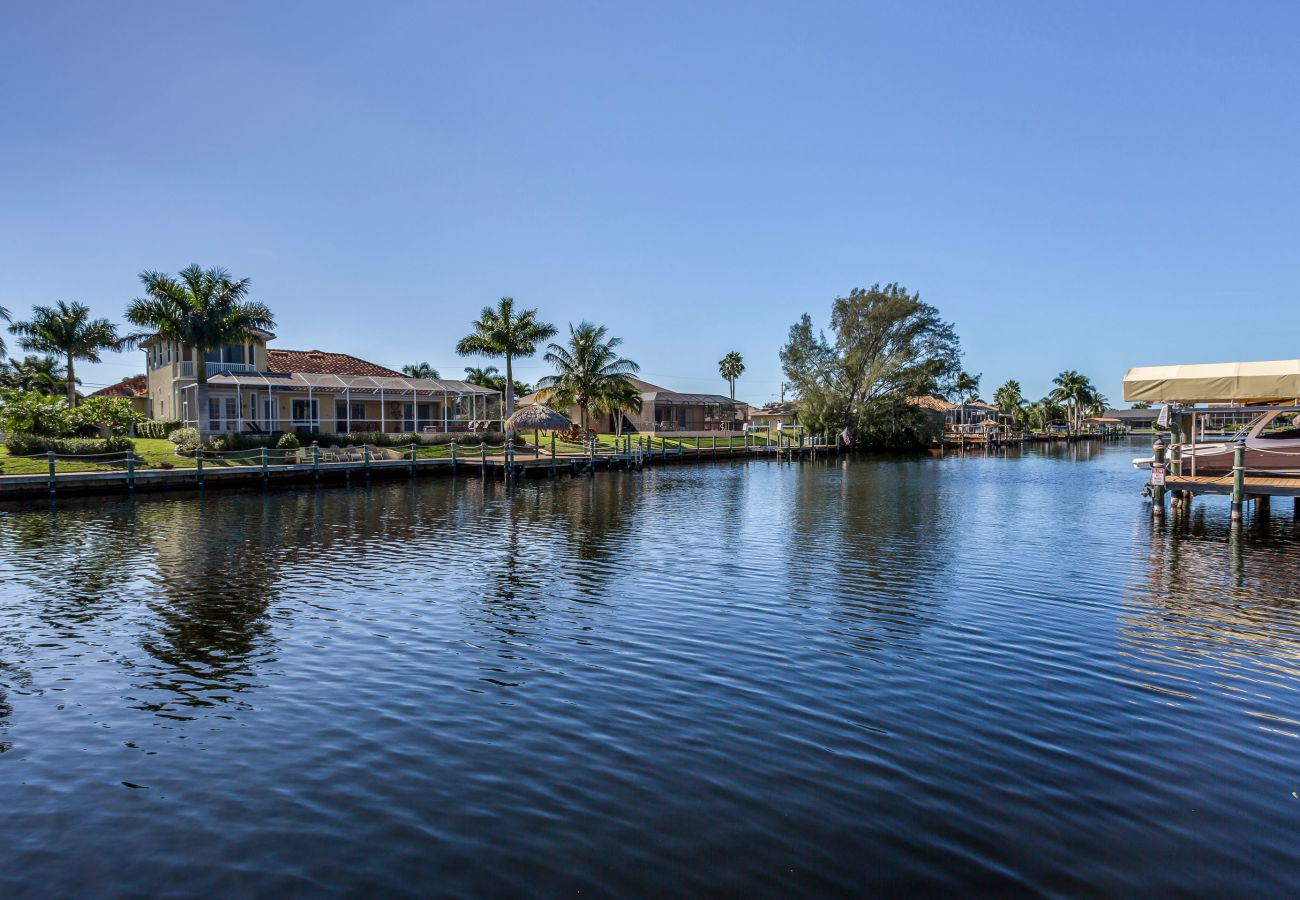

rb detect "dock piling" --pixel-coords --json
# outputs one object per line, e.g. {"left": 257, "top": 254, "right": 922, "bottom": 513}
{"left": 1231, "top": 441, "right": 1245, "bottom": 522}
{"left": 47, "top": 451, "right": 56, "bottom": 495}
{"left": 126, "top": 449, "right": 136, "bottom": 492}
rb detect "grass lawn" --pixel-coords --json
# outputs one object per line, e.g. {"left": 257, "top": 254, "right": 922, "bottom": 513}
{"left": 0, "top": 438, "right": 195, "bottom": 477}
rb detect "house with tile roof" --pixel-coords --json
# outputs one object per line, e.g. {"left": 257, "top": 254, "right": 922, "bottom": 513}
{"left": 89, "top": 374, "right": 150, "bottom": 416}
{"left": 517, "top": 377, "right": 748, "bottom": 434}
{"left": 139, "top": 330, "right": 500, "bottom": 435}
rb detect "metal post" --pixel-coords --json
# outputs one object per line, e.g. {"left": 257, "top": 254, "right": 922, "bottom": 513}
{"left": 410, "top": 442, "right": 417, "bottom": 476}
{"left": 261, "top": 446, "right": 269, "bottom": 481}
{"left": 126, "top": 449, "right": 135, "bottom": 492}
{"left": 1151, "top": 439, "right": 1165, "bottom": 517}
{"left": 196, "top": 446, "right": 204, "bottom": 487}
{"left": 451, "top": 440, "right": 457, "bottom": 472}
{"left": 47, "top": 451, "right": 56, "bottom": 494}
{"left": 1231, "top": 440, "right": 1246, "bottom": 522}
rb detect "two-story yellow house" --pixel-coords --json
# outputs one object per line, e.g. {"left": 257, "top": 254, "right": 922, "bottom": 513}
{"left": 141, "top": 330, "right": 501, "bottom": 435}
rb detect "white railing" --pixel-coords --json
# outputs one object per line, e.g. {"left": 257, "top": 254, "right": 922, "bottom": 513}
{"left": 179, "top": 361, "right": 256, "bottom": 378}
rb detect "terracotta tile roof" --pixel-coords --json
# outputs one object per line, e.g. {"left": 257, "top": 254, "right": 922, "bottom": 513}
{"left": 90, "top": 374, "right": 148, "bottom": 399}
{"left": 266, "top": 349, "right": 401, "bottom": 377}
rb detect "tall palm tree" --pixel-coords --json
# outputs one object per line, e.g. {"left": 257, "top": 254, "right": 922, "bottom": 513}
{"left": 9, "top": 301, "right": 123, "bottom": 407}
{"left": 0, "top": 355, "right": 72, "bottom": 396}
{"left": 0, "top": 303, "right": 9, "bottom": 359}
{"left": 952, "top": 371, "right": 980, "bottom": 425}
{"left": 992, "top": 379, "right": 1025, "bottom": 429}
{"left": 455, "top": 297, "right": 556, "bottom": 421}
{"left": 536, "top": 322, "right": 641, "bottom": 430}
{"left": 718, "top": 351, "right": 745, "bottom": 401}
{"left": 124, "top": 265, "right": 275, "bottom": 435}
{"left": 1051, "top": 370, "right": 1092, "bottom": 432}
{"left": 402, "top": 362, "right": 439, "bottom": 379}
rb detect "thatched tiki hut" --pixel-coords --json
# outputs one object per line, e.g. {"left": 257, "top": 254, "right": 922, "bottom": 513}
{"left": 506, "top": 405, "right": 571, "bottom": 449}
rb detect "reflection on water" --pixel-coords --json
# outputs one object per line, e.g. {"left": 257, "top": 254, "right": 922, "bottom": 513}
{"left": 3, "top": 444, "right": 1300, "bottom": 895}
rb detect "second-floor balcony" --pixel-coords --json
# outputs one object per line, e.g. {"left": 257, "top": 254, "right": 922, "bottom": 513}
{"left": 180, "top": 361, "right": 257, "bottom": 378}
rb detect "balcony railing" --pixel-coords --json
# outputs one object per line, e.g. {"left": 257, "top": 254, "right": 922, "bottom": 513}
{"left": 179, "top": 361, "right": 256, "bottom": 378}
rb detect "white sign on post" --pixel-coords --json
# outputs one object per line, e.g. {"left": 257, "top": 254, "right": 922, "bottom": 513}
{"left": 1151, "top": 466, "right": 1166, "bottom": 486}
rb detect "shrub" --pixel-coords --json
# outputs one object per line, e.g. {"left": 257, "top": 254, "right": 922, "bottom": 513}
{"left": 168, "top": 427, "right": 201, "bottom": 452}
{"left": 4, "top": 433, "right": 135, "bottom": 457}
{"left": 137, "top": 419, "right": 182, "bottom": 439}
{"left": 275, "top": 432, "right": 300, "bottom": 450}
{"left": 0, "top": 389, "right": 74, "bottom": 436}
{"left": 71, "top": 396, "right": 146, "bottom": 436}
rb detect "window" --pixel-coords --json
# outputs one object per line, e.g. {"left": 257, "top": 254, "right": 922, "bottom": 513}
{"left": 208, "top": 398, "right": 221, "bottom": 432}
{"left": 205, "top": 344, "right": 247, "bottom": 365}
{"left": 335, "top": 401, "right": 366, "bottom": 426}
{"left": 292, "top": 399, "right": 320, "bottom": 426}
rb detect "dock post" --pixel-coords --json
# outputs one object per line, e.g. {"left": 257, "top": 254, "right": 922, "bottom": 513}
{"left": 451, "top": 440, "right": 457, "bottom": 473}
{"left": 196, "top": 447, "right": 204, "bottom": 487}
{"left": 261, "top": 446, "right": 269, "bottom": 482}
{"left": 551, "top": 434, "right": 557, "bottom": 477}
{"left": 126, "top": 449, "right": 135, "bottom": 492}
{"left": 364, "top": 444, "right": 371, "bottom": 478}
{"left": 480, "top": 442, "right": 486, "bottom": 474}
{"left": 312, "top": 442, "right": 320, "bottom": 480}
{"left": 1151, "top": 439, "right": 1165, "bottom": 517}
{"left": 410, "top": 442, "right": 417, "bottom": 477}
{"left": 1230, "top": 440, "right": 1245, "bottom": 522}
{"left": 47, "top": 451, "right": 56, "bottom": 495}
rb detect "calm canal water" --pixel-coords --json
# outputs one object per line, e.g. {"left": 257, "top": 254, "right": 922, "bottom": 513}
{"left": 3, "top": 441, "right": 1300, "bottom": 896}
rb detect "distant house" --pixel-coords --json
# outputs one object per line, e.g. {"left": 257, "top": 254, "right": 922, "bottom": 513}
{"left": 140, "top": 331, "right": 500, "bottom": 434}
{"left": 749, "top": 403, "right": 798, "bottom": 431}
{"left": 1102, "top": 408, "right": 1158, "bottom": 432}
{"left": 909, "top": 396, "right": 1002, "bottom": 427}
{"left": 519, "top": 378, "right": 747, "bottom": 434}
{"left": 89, "top": 374, "right": 149, "bottom": 416}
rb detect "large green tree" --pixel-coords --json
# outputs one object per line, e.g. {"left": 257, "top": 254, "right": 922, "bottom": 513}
{"left": 9, "top": 301, "right": 123, "bottom": 407}
{"left": 536, "top": 322, "right": 641, "bottom": 430}
{"left": 124, "top": 265, "right": 275, "bottom": 436}
{"left": 718, "top": 351, "right": 745, "bottom": 401}
{"left": 455, "top": 297, "right": 555, "bottom": 421}
{"left": 0, "top": 355, "right": 73, "bottom": 396}
{"left": 780, "top": 283, "right": 961, "bottom": 448}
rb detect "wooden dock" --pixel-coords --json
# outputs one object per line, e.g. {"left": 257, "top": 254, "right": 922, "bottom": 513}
{"left": 0, "top": 439, "right": 828, "bottom": 502}
{"left": 1165, "top": 474, "right": 1300, "bottom": 498}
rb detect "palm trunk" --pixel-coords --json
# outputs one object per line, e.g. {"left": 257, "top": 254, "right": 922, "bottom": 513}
{"left": 66, "top": 353, "right": 77, "bottom": 408}
{"left": 195, "top": 346, "right": 209, "bottom": 439}
{"left": 729, "top": 378, "right": 735, "bottom": 402}
{"left": 504, "top": 354, "right": 515, "bottom": 423}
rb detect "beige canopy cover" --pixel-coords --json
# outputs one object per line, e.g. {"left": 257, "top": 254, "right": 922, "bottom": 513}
{"left": 1123, "top": 359, "right": 1300, "bottom": 403}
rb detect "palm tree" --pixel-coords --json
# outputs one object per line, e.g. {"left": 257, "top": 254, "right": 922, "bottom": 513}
{"left": 593, "top": 376, "right": 644, "bottom": 437}
{"left": 9, "top": 301, "right": 123, "bottom": 407}
{"left": 1051, "top": 370, "right": 1092, "bottom": 432}
{"left": 718, "top": 351, "right": 745, "bottom": 401}
{"left": 454, "top": 297, "right": 556, "bottom": 421}
{"left": 124, "top": 265, "right": 275, "bottom": 436}
{"left": 992, "top": 379, "right": 1025, "bottom": 430}
{"left": 1027, "top": 397, "right": 1059, "bottom": 432}
{"left": 536, "top": 322, "right": 641, "bottom": 430}
{"left": 0, "top": 303, "right": 9, "bottom": 359}
{"left": 0, "top": 355, "right": 72, "bottom": 396}
{"left": 402, "top": 362, "right": 440, "bottom": 379}
{"left": 952, "top": 371, "right": 980, "bottom": 425}
{"left": 463, "top": 365, "right": 501, "bottom": 388}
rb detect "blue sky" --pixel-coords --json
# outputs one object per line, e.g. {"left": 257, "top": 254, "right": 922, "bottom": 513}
{"left": 2, "top": 1, "right": 1297, "bottom": 407}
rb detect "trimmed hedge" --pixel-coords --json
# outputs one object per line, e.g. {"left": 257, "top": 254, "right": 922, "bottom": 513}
{"left": 293, "top": 430, "right": 510, "bottom": 447}
{"left": 4, "top": 433, "right": 136, "bottom": 457}
{"left": 137, "top": 419, "right": 183, "bottom": 439}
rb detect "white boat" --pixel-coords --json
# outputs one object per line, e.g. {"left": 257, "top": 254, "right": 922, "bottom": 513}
{"left": 1132, "top": 410, "right": 1300, "bottom": 475}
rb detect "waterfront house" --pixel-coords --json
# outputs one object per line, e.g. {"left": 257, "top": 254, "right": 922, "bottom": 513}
{"left": 749, "top": 403, "right": 798, "bottom": 432}
{"left": 89, "top": 374, "right": 149, "bottom": 416}
{"left": 140, "top": 332, "right": 501, "bottom": 435}
{"left": 518, "top": 378, "right": 747, "bottom": 434}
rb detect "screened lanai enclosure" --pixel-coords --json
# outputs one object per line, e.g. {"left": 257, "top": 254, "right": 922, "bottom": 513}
{"left": 182, "top": 372, "right": 503, "bottom": 435}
